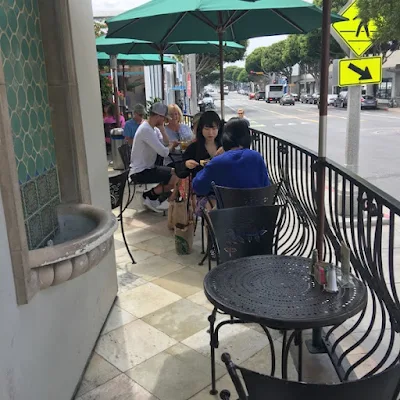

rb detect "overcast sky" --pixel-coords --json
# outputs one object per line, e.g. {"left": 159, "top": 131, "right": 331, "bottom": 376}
{"left": 91, "top": 0, "right": 311, "bottom": 66}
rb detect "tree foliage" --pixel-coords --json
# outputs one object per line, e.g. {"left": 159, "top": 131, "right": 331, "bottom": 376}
{"left": 261, "top": 39, "right": 300, "bottom": 83}
{"left": 196, "top": 40, "right": 248, "bottom": 91}
{"left": 357, "top": 0, "right": 400, "bottom": 42}
{"left": 357, "top": 0, "right": 400, "bottom": 60}
{"left": 245, "top": 47, "right": 268, "bottom": 74}
{"left": 94, "top": 21, "right": 107, "bottom": 38}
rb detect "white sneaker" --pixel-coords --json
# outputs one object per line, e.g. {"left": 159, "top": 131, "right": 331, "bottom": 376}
{"left": 156, "top": 199, "right": 170, "bottom": 211}
{"left": 143, "top": 197, "right": 163, "bottom": 213}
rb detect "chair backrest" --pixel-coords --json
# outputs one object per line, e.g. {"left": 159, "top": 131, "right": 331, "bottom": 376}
{"left": 203, "top": 205, "right": 281, "bottom": 264}
{"left": 118, "top": 144, "right": 132, "bottom": 170}
{"left": 212, "top": 182, "right": 280, "bottom": 209}
{"left": 221, "top": 353, "right": 400, "bottom": 400}
{"left": 109, "top": 170, "right": 129, "bottom": 210}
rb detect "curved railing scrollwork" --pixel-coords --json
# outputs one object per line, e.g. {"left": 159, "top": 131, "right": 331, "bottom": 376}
{"left": 251, "top": 128, "right": 400, "bottom": 381}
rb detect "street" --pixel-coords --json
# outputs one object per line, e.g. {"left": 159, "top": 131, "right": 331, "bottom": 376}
{"left": 216, "top": 92, "right": 400, "bottom": 201}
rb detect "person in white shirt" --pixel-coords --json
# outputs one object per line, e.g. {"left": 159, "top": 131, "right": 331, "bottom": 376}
{"left": 130, "top": 103, "right": 179, "bottom": 212}
{"left": 237, "top": 108, "right": 250, "bottom": 126}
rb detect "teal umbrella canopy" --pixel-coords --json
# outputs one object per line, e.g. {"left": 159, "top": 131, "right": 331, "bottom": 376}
{"left": 97, "top": 52, "right": 177, "bottom": 66}
{"left": 96, "top": 35, "right": 244, "bottom": 55}
{"left": 106, "top": 0, "right": 345, "bottom": 42}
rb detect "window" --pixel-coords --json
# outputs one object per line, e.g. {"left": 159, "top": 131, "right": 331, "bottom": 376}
{"left": 377, "top": 79, "right": 392, "bottom": 99}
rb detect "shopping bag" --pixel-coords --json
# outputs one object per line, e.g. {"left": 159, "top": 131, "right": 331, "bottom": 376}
{"left": 175, "top": 222, "right": 194, "bottom": 255}
{"left": 167, "top": 201, "right": 175, "bottom": 230}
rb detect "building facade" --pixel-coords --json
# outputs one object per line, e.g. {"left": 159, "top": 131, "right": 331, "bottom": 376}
{"left": 0, "top": 1, "right": 117, "bottom": 399}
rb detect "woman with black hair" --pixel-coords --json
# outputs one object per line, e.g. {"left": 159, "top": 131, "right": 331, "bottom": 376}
{"left": 192, "top": 118, "right": 270, "bottom": 195}
{"left": 177, "top": 110, "right": 223, "bottom": 214}
{"left": 182, "top": 110, "right": 223, "bottom": 175}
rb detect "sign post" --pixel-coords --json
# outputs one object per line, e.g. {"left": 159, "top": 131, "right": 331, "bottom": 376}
{"left": 331, "top": 0, "right": 380, "bottom": 175}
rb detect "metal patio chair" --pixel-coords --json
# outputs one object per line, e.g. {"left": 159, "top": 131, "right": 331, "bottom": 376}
{"left": 220, "top": 352, "right": 400, "bottom": 400}
{"left": 109, "top": 170, "right": 135, "bottom": 264}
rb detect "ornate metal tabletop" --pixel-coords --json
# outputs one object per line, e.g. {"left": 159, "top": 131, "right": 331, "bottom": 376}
{"left": 204, "top": 255, "right": 367, "bottom": 330}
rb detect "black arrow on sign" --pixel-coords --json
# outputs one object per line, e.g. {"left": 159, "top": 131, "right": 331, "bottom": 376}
{"left": 348, "top": 63, "right": 372, "bottom": 80}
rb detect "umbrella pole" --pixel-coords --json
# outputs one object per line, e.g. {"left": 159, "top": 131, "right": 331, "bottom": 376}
{"left": 316, "top": 0, "right": 332, "bottom": 259}
{"left": 160, "top": 51, "right": 165, "bottom": 103}
{"left": 110, "top": 55, "right": 121, "bottom": 128}
{"left": 218, "top": 31, "right": 225, "bottom": 120}
{"left": 122, "top": 61, "right": 127, "bottom": 112}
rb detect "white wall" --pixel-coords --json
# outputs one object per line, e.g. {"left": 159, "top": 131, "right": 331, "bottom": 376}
{"left": 0, "top": 1, "right": 118, "bottom": 399}
{"left": 144, "top": 64, "right": 175, "bottom": 104}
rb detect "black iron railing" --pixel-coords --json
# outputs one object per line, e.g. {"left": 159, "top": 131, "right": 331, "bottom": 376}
{"left": 182, "top": 115, "right": 400, "bottom": 381}
{"left": 251, "top": 128, "right": 400, "bottom": 381}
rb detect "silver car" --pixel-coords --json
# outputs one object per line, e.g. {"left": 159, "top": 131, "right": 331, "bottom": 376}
{"left": 361, "top": 95, "right": 377, "bottom": 110}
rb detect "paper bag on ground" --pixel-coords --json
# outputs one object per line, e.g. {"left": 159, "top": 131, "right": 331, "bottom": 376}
{"left": 175, "top": 222, "right": 194, "bottom": 255}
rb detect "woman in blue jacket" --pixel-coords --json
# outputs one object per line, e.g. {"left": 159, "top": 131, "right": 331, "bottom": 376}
{"left": 193, "top": 118, "right": 270, "bottom": 196}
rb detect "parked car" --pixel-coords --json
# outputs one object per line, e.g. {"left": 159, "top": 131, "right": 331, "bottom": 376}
{"left": 300, "top": 94, "right": 313, "bottom": 104}
{"left": 280, "top": 94, "right": 295, "bottom": 106}
{"left": 291, "top": 93, "right": 299, "bottom": 101}
{"left": 361, "top": 95, "right": 377, "bottom": 110}
{"left": 327, "top": 94, "right": 338, "bottom": 106}
{"left": 334, "top": 91, "right": 348, "bottom": 108}
{"left": 249, "top": 92, "right": 255, "bottom": 100}
{"left": 255, "top": 91, "right": 266, "bottom": 101}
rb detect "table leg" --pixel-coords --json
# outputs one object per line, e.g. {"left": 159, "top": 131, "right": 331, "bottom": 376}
{"left": 209, "top": 308, "right": 218, "bottom": 395}
{"left": 295, "top": 331, "right": 303, "bottom": 382}
{"left": 305, "top": 328, "right": 327, "bottom": 354}
{"left": 281, "top": 330, "right": 287, "bottom": 379}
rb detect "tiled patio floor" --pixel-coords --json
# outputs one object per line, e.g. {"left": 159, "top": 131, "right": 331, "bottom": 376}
{"left": 74, "top": 205, "right": 298, "bottom": 400}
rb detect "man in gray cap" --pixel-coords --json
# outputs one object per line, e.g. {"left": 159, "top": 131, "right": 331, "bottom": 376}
{"left": 124, "top": 103, "right": 146, "bottom": 145}
{"left": 130, "top": 102, "right": 179, "bottom": 212}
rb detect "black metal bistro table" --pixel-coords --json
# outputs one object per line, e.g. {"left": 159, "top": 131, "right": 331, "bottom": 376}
{"left": 203, "top": 255, "right": 367, "bottom": 393}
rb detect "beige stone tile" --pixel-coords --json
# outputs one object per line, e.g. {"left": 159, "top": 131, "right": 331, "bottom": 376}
{"left": 120, "top": 255, "right": 186, "bottom": 282}
{"left": 101, "top": 305, "right": 137, "bottom": 335}
{"left": 96, "top": 320, "right": 177, "bottom": 372}
{"left": 189, "top": 374, "right": 237, "bottom": 400}
{"left": 128, "top": 210, "right": 165, "bottom": 228}
{"left": 147, "top": 219, "right": 175, "bottom": 238}
{"left": 187, "top": 290, "right": 215, "bottom": 311}
{"left": 134, "top": 236, "right": 175, "bottom": 255}
{"left": 153, "top": 267, "right": 206, "bottom": 297}
{"left": 160, "top": 245, "right": 205, "bottom": 267}
{"left": 142, "top": 299, "right": 210, "bottom": 341}
{"left": 347, "top": 353, "right": 378, "bottom": 379}
{"left": 242, "top": 340, "right": 298, "bottom": 381}
{"left": 115, "top": 247, "right": 154, "bottom": 265}
{"left": 114, "top": 239, "right": 126, "bottom": 251}
{"left": 116, "top": 282, "right": 181, "bottom": 318}
{"left": 76, "top": 374, "right": 157, "bottom": 400}
{"left": 182, "top": 323, "right": 270, "bottom": 366}
{"left": 76, "top": 353, "right": 120, "bottom": 397}
{"left": 126, "top": 343, "right": 225, "bottom": 400}
{"left": 114, "top": 228, "right": 159, "bottom": 246}
{"left": 116, "top": 270, "right": 148, "bottom": 294}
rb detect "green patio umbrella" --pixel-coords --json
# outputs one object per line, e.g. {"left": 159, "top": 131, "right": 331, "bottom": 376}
{"left": 106, "top": 0, "right": 345, "bottom": 118}
{"left": 96, "top": 35, "right": 244, "bottom": 101}
{"left": 97, "top": 52, "right": 177, "bottom": 66}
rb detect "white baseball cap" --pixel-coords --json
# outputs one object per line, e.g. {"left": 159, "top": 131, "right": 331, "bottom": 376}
{"left": 150, "top": 102, "right": 171, "bottom": 119}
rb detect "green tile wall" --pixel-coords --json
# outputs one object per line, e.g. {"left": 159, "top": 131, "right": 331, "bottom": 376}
{"left": 0, "top": 0, "right": 60, "bottom": 249}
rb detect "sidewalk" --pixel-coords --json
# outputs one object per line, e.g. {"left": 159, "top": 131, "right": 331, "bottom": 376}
{"left": 74, "top": 207, "right": 297, "bottom": 399}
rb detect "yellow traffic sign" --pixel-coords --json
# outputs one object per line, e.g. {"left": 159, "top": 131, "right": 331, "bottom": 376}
{"left": 332, "top": 1, "right": 377, "bottom": 57}
{"left": 339, "top": 56, "right": 382, "bottom": 87}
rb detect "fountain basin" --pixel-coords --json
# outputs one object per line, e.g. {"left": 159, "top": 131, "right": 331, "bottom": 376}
{"left": 29, "top": 203, "right": 117, "bottom": 290}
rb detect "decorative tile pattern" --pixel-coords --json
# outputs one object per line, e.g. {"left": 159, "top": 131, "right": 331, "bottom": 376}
{"left": 0, "top": 1, "right": 60, "bottom": 249}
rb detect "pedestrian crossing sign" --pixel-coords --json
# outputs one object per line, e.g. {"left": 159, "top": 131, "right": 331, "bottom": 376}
{"left": 332, "top": 1, "right": 377, "bottom": 57}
